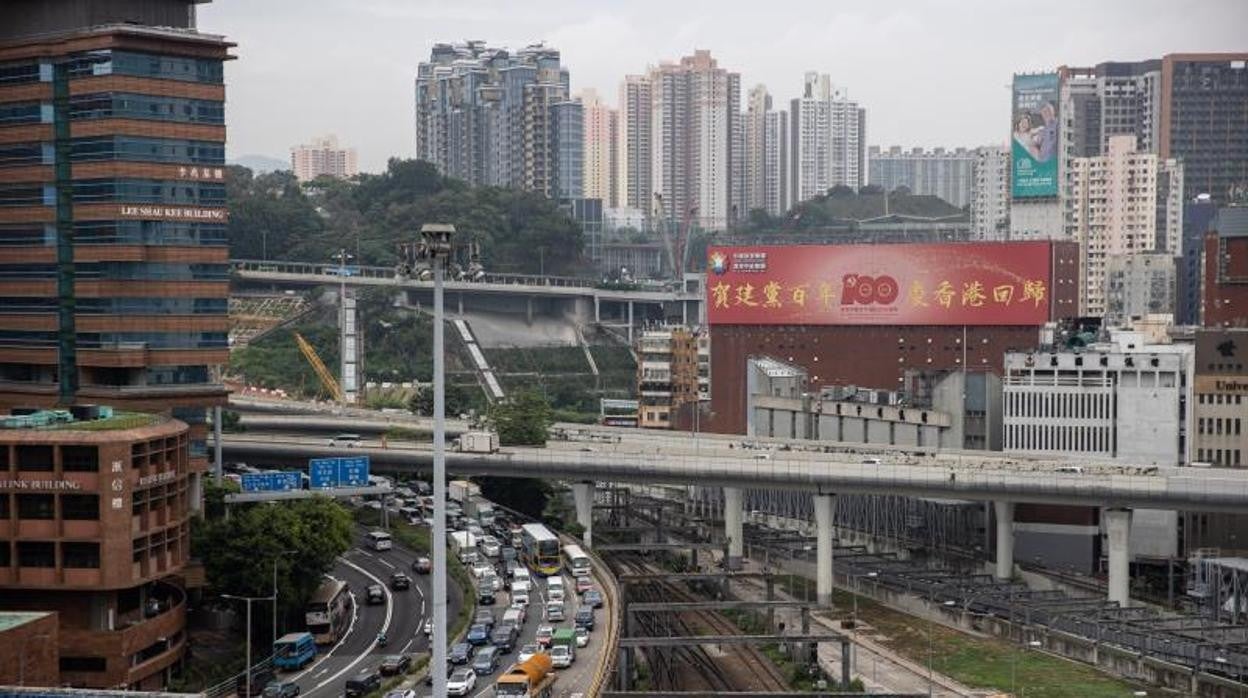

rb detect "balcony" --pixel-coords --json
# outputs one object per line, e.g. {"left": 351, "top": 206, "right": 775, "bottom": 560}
{"left": 59, "top": 580, "right": 187, "bottom": 686}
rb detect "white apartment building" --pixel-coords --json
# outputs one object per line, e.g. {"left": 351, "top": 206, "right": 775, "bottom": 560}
{"left": 649, "top": 50, "right": 742, "bottom": 232}
{"left": 744, "top": 85, "right": 770, "bottom": 215}
{"left": 971, "top": 145, "right": 1010, "bottom": 240}
{"left": 789, "top": 72, "right": 866, "bottom": 208}
{"left": 868, "top": 146, "right": 975, "bottom": 207}
{"left": 1065, "top": 134, "right": 1184, "bottom": 316}
{"left": 763, "top": 109, "right": 789, "bottom": 217}
{"left": 578, "top": 88, "right": 617, "bottom": 205}
{"left": 617, "top": 75, "right": 652, "bottom": 213}
{"left": 290, "top": 134, "right": 358, "bottom": 182}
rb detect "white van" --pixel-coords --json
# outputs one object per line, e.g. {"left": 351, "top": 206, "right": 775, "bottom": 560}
{"left": 329, "top": 433, "right": 361, "bottom": 447}
{"left": 547, "top": 576, "right": 565, "bottom": 602}
{"left": 512, "top": 567, "right": 531, "bottom": 586}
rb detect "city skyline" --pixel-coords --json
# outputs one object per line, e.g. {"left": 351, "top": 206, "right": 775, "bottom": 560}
{"left": 200, "top": 0, "right": 1248, "bottom": 172}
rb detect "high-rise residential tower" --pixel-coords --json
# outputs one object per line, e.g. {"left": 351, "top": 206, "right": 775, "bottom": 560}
{"left": 578, "top": 88, "right": 617, "bottom": 206}
{"left": 789, "top": 73, "right": 866, "bottom": 208}
{"left": 290, "top": 134, "right": 358, "bottom": 182}
{"left": 617, "top": 74, "right": 652, "bottom": 216}
{"left": 649, "top": 50, "right": 742, "bottom": 232}
{"left": 414, "top": 41, "right": 581, "bottom": 198}
{"left": 971, "top": 145, "right": 1010, "bottom": 240}
{"left": 762, "top": 108, "right": 789, "bottom": 217}
{"left": 867, "top": 146, "right": 975, "bottom": 207}
{"left": 743, "top": 85, "right": 771, "bottom": 215}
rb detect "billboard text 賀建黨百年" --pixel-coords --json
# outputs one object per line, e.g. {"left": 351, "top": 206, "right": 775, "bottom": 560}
{"left": 1011, "top": 73, "right": 1060, "bottom": 198}
{"left": 706, "top": 243, "right": 1053, "bottom": 326}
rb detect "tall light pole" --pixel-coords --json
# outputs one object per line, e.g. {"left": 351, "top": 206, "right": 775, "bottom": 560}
{"left": 271, "top": 550, "right": 296, "bottom": 648}
{"left": 223, "top": 592, "right": 274, "bottom": 698}
{"left": 419, "top": 223, "right": 455, "bottom": 698}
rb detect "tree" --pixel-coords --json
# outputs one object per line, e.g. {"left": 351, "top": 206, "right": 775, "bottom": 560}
{"left": 193, "top": 496, "right": 353, "bottom": 644}
{"left": 408, "top": 383, "right": 477, "bottom": 417}
{"left": 486, "top": 390, "right": 552, "bottom": 446}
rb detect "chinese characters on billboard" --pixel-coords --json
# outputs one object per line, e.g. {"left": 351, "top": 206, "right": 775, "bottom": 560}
{"left": 1011, "top": 73, "right": 1060, "bottom": 198}
{"left": 706, "top": 243, "right": 1053, "bottom": 326}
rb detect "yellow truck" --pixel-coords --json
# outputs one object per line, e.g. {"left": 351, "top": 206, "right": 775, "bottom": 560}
{"left": 495, "top": 653, "right": 556, "bottom": 697}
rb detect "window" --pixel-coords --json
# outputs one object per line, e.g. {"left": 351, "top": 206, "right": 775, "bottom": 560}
{"left": 17, "top": 494, "right": 54, "bottom": 519}
{"left": 77, "top": 297, "right": 227, "bottom": 314}
{"left": 0, "top": 102, "right": 44, "bottom": 125}
{"left": 68, "top": 50, "right": 223, "bottom": 84}
{"left": 0, "top": 61, "right": 43, "bottom": 85}
{"left": 17, "top": 541, "right": 55, "bottom": 567}
{"left": 62, "top": 446, "right": 99, "bottom": 472}
{"left": 0, "top": 142, "right": 48, "bottom": 167}
{"left": 0, "top": 493, "right": 8, "bottom": 518}
{"left": 0, "top": 541, "right": 9, "bottom": 566}
{"left": 59, "top": 657, "right": 107, "bottom": 673}
{"left": 62, "top": 542, "right": 100, "bottom": 568}
{"left": 16, "top": 445, "right": 54, "bottom": 471}
{"left": 71, "top": 178, "right": 226, "bottom": 206}
{"left": 70, "top": 136, "right": 224, "bottom": 165}
{"left": 61, "top": 494, "right": 99, "bottom": 521}
{"left": 68, "top": 93, "right": 224, "bottom": 124}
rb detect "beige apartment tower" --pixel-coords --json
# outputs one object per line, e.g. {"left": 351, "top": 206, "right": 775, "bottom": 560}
{"left": 291, "top": 134, "right": 358, "bottom": 181}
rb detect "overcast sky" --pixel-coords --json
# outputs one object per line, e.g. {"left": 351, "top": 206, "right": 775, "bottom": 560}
{"left": 200, "top": 0, "right": 1248, "bottom": 173}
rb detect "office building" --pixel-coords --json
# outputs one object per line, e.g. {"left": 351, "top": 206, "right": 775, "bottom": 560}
{"left": 1178, "top": 195, "right": 1219, "bottom": 325}
{"left": 789, "top": 73, "right": 867, "bottom": 206}
{"left": 413, "top": 41, "right": 581, "bottom": 198}
{"left": 868, "top": 146, "right": 974, "bottom": 208}
{"left": 1194, "top": 329, "right": 1247, "bottom": 467}
{"left": 616, "top": 74, "right": 652, "bottom": 215}
{"left": 289, "top": 134, "right": 357, "bottom": 182}
{"left": 1, "top": 410, "right": 193, "bottom": 689}
{"left": 971, "top": 145, "right": 1010, "bottom": 240}
{"left": 1160, "top": 54, "right": 1248, "bottom": 206}
{"left": 0, "top": 0, "right": 230, "bottom": 475}
{"left": 636, "top": 327, "right": 699, "bottom": 429}
{"left": 1204, "top": 207, "right": 1248, "bottom": 328}
{"left": 649, "top": 50, "right": 742, "bottom": 232}
{"left": 1105, "top": 253, "right": 1177, "bottom": 325}
{"left": 1066, "top": 135, "right": 1183, "bottom": 316}
{"left": 743, "top": 85, "right": 770, "bottom": 215}
{"left": 577, "top": 88, "right": 616, "bottom": 207}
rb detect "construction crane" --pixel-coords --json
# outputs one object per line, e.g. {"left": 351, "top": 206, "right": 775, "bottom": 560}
{"left": 652, "top": 193, "right": 698, "bottom": 282}
{"left": 294, "top": 332, "right": 345, "bottom": 402}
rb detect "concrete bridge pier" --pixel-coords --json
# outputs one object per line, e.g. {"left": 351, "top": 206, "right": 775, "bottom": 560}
{"left": 572, "top": 481, "right": 594, "bottom": 548}
{"left": 724, "top": 486, "right": 743, "bottom": 570}
{"left": 814, "top": 493, "right": 836, "bottom": 606}
{"left": 1105, "top": 508, "right": 1133, "bottom": 606}
{"left": 995, "top": 500, "right": 1015, "bottom": 580}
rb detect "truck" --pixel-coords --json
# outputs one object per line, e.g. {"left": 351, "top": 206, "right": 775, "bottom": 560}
{"left": 449, "top": 531, "right": 478, "bottom": 561}
{"left": 455, "top": 430, "right": 500, "bottom": 454}
{"left": 464, "top": 495, "right": 497, "bottom": 526}
{"left": 494, "top": 653, "right": 556, "bottom": 698}
{"left": 449, "top": 479, "right": 481, "bottom": 504}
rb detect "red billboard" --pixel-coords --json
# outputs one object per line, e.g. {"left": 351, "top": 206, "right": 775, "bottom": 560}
{"left": 706, "top": 242, "right": 1053, "bottom": 326}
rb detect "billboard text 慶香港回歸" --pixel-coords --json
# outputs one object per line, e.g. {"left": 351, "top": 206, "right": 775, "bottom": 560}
{"left": 1011, "top": 73, "right": 1060, "bottom": 198}
{"left": 706, "top": 243, "right": 1053, "bottom": 326}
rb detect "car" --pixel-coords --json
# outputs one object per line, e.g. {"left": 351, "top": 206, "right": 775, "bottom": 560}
{"left": 511, "top": 587, "right": 529, "bottom": 606}
{"left": 517, "top": 644, "right": 540, "bottom": 664}
{"left": 545, "top": 602, "right": 564, "bottom": 622}
{"left": 329, "top": 433, "right": 361, "bottom": 447}
{"left": 472, "top": 646, "right": 501, "bottom": 676}
{"left": 479, "top": 536, "right": 501, "bottom": 558}
{"left": 466, "top": 623, "right": 491, "bottom": 646}
{"left": 535, "top": 625, "right": 554, "bottom": 648}
{"left": 422, "top": 619, "right": 433, "bottom": 636}
{"left": 379, "top": 654, "right": 412, "bottom": 676}
{"left": 574, "top": 608, "right": 595, "bottom": 631}
{"left": 575, "top": 626, "right": 590, "bottom": 647}
{"left": 473, "top": 608, "right": 496, "bottom": 629}
{"left": 366, "top": 584, "right": 385, "bottom": 605}
{"left": 449, "top": 642, "right": 475, "bottom": 665}
{"left": 490, "top": 624, "right": 517, "bottom": 653}
{"left": 583, "top": 589, "right": 603, "bottom": 608}
{"left": 383, "top": 691, "right": 416, "bottom": 698}
{"left": 503, "top": 606, "right": 525, "bottom": 627}
{"left": 446, "top": 668, "right": 477, "bottom": 697}
{"left": 501, "top": 546, "right": 517, "bottom": 563}
{"left": 478, "top": 583, "right": 496, "bottom": 606}
{"left": 390, "top": 572, "right": 411, "bottom": 591}
{"left": 261, "top": 680, "right": 300, "bottom": 698}
{"left": 549, "top": 644, "right": 573, "bottom": 669}
{"left": 236, "top": 668, "right": 275, "bottom": 697}
{"left": 423, "top": 661, "right": 452, "bottom": 687}
{"left": 575, "top": 576, "right": 593, "bottom": 595}
{"left": 471, "top": 561, "right": 492, "bottom": 578}
{"left": 343, "top": 670, "right": 382, "bottom": 698}
{"left": 412, "top": 556, "right": 432, "bottom": 574}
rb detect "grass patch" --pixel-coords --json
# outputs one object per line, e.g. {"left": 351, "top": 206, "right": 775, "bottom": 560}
{"left": 774, "top": 573, "right": 1150, "bottom": 698}
{"left": 383, "top": 426, "right": 432, "bottom": 442}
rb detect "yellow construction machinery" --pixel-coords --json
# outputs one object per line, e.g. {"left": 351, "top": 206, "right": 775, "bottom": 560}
{"left": 294, "top": 332, "right": 344, "bottom": 402}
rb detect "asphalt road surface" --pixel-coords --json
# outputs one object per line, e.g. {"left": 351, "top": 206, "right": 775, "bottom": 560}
{"left": 277, "top": 529, "right": 462, "bottom": 698}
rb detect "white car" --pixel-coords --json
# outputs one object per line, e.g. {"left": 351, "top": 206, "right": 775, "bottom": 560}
{"left": 517, "top": 644, "right": 540, "bottom": 664}
{"left": 549, "top": 644, "right": 573, "bottom": 668}
{"left": 480, "top": 536, "right": 501, "bottom": 558}
{"left": 547, "top": 586, "right": 565, "bottom": 604}
{"left": 446, "top": 668, "right": 476, "bottom": 696}
{"left": 422, "top": 619, "right": 433, "bottom": 636}
{"left": 471, "top": 561, "right": 492, "bottom": 579}
{"left": 384, "top": 691, "right": 416, "bottom": 698}
{"left": 512, "top": 589, "right": 529, "bottom": 606}
{"left": 575, "top": 626, "right": 590, "bottom": 647}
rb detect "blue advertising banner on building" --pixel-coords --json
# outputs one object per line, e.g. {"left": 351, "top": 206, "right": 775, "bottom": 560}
{"left": 307, "top": 456, "right": 371, "bottom": 489}
{"left": 1011, "top": 72, "right": 1060, "bottom": 199}
{"left": 241, "top": 471, "right": 302, "bottom": 492}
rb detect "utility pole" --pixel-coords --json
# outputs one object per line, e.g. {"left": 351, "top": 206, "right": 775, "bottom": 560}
{"left": 222, "top": 591, "right": 275, "bottom": 698}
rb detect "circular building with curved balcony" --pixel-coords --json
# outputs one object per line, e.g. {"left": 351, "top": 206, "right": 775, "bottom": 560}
{"left": 0, "top": 409, "right": 193, "bottom": 690}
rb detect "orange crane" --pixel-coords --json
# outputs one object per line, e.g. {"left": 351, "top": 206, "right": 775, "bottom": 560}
{"left": 294, "top": 332, "right": 345, "bottom": 402}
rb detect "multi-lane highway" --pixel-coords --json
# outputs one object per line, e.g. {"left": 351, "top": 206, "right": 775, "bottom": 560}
{"left": 273, "top": 528, "right": 462, "bottom": 698}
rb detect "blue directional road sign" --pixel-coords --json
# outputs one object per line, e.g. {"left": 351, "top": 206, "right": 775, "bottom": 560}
{"left": 241, "top": 471, "right": 302, "bottom": 493}
{"left": 307, "top": 456, "right": 371, "bottom": 489}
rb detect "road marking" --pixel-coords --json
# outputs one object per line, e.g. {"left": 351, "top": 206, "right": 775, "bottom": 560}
{"left": 400, "top": 637, "right": 415, "bottom": 655}
{"left": 305, "top": 559, "right": 393, "bottom": 697}
{"left": 312, "top": 668, "right": 329, "bottom": 679}
{"left": 378, "top": 557, "right": 395, "bottom": 569}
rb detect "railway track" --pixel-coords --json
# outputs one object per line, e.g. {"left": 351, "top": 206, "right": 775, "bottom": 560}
{"left": 607, "top": 552, "right": 790, "bottom": 692}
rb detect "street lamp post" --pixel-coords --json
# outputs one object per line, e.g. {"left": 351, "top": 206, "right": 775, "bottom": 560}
{"left": 419, "top": 223, "right": 455, "bottom": 698}
{"left": 222, "top": 592, "right": 275, "bottom": 698}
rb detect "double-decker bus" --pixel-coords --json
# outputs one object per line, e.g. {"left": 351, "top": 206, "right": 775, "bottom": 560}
{"left": 562, "top": 544, "right": 592, "bottom": 578}
{"left": 305, "top": 579, "right": 351, "bottom": 645}
{"left": 520, "top": 523, "right": 561, "bottom": 576}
